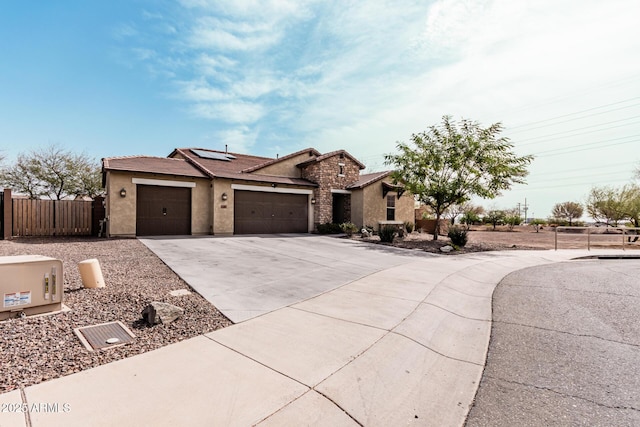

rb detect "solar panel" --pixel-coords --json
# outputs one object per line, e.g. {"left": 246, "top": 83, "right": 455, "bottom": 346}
{"left": 191, "top": 149, "right": 231, "bottom": 161}
{"left": 224, "top": 153, "right": 237, "bottom": 159}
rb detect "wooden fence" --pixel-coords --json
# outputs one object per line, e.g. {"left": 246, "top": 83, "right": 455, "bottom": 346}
{"left": 12, "top": 199, "right": 93, "bottom": 236}
{"left": 1, "top": 189, "right": 105, "bottom": 238}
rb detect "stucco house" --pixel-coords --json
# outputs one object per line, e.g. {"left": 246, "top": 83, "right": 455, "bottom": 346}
{"left": 101, "top": 147, "right": 413, "bottom": 237}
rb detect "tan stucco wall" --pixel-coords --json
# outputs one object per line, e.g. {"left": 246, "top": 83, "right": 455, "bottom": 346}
{"left": 105, "top": 171, "right": 211, "bottom": 237}
{"left": 350, "top": 189, "right": 364, "bottom": 228}
{"left": 360, "top": 179, "right": 414, "bottom": 230}
{"left": 212, "top": 179, "right": 234, "bottom": 235}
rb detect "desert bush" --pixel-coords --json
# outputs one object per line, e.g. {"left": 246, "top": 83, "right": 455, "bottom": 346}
{"left": 379, "top": 225, "right": 397, "bottom": 243}
{"left": 529, "top": 218, "right": 547, "bottom": 232}
{"left": 340, "top": 222, "right": 358, "bottom": 236}
{"left": 404, "top": 221, "right": 414, "bottom": 234}
{"left": 504, "top": 215, "right": 522, "bottom": 231}
{"left": 317, "top": 222, "right": 342, "bottom": 234}
{"left": 447, "top": 226, "right": 468, "bottom": 247}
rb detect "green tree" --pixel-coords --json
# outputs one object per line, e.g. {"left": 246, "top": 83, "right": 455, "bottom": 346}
{"left": 385, "top": 116, "right": 533, "bottom": 239}
{"left": 504, "top": 208, "right": 522, "bottom": 231}
{"left": 586, "top": 186, "right": 626, "bottom": 226}
{"left": 551, "top": 201, "right": 584, "bottom": 226}
{"left": 484, "top": 209, "right": 506, "bottom": 230}
{"left": 0, "top": 144, "right": 103, "bottom": 199}
{"left": 621, "top": 185, "right": 640, "bottom": 228}
{"left": 459, "top": 203, "right": 484, "bottom": 229}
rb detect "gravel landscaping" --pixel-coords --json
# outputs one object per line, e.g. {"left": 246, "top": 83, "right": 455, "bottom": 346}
{"left": 360, "top": 226, "right": 640, "bottom": 253}
{"left": 0, "top": 237, "right": 231, "bottom": 393}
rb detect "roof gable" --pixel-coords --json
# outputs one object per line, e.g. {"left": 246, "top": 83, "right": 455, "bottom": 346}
{"left": 347, "top": 171, "right": 392, "bottom": 189}
{"left": 297, "top": 149, "right": 366, "bottom": 170}
{"left": 243, "top": 148, "right": 321, "bottom": 173}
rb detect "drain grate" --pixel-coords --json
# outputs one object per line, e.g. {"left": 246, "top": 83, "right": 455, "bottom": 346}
{"left": 74, "top": 321, "right": 135, "bottom": 351}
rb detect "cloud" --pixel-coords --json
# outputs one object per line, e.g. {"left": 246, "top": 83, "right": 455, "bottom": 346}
{"left": 209, "top": 125, "right": 258, "bottom": 153}
{"left": 190, "top": 101, "right": 264, "bottom": 123}
{"left": 178, "top": 79, "right": 230, "bottom": 102}
{"left": 112, "top": 23, "right": 138, "bottom": 40}
{"left": 188, "top": 17, "right": 281, "bottom": 51}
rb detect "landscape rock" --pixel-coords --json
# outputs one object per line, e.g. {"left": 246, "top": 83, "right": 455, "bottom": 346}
{"left": 142, "top": 301, "right": 184, "bottom": 325}
{"left": 440, "top": 245, "right": 454, "bottom": 253}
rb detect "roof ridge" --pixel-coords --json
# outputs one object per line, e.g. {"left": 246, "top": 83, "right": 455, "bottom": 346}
{"left": 181, "top": 147, "right": 273, "bottom": 161}
{"left": 103, "top": 154, "right": 187, "bottom": 161}
{"left": 243, "top": 147, "right": 320, "bottom": 173}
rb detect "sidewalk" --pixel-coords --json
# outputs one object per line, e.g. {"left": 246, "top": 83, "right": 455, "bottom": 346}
{"left": 2, "top": 249, "right": 620, "bottom": 427}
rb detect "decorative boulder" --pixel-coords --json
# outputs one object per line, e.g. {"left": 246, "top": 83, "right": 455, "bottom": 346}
{"left": 142, "top": 301, "right": 184, "bottom": 325}
{"left": 440, "top": 245, "right": 454, "bottom": 253}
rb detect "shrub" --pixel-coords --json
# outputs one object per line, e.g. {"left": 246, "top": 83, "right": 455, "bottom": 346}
{"left": 504, "top": 215, "right": 522, "bottom": 231}
{"left": 379, "top": 225, "right": 397, "bottom": 243}
{"left": 404, "top": 221, "right": 414, "bottom": 234}
{"left": 340, "top": 222, "right": 358, "bottom": 236}
{"left": 529, "top": 218, "right": 546, "bottom": 233}
{"left": 447, "top": 226, "right": 468, "bottom": 247}
{"left": 317, "top": 222, "right": 342, "bottom": 234}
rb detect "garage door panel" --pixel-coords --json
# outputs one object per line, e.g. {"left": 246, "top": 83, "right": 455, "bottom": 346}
{"left": 136, "top": 185, "right": 191, "bottom": 236}
{"left": 234, "top": 191, "right": 307, "bottom": 234}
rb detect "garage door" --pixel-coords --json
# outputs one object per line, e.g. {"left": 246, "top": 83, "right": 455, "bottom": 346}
{"left": 136, "top": 185, "right": 191, "bottom": 236}
{"left": 234, "top": 191, "right": 308, "bottom": 234}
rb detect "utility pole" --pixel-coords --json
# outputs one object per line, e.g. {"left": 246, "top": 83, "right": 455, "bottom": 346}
{"left": 523, "top": 198, "right": 529, "bottom": 223}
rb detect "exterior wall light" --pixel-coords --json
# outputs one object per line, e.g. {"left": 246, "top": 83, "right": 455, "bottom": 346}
{"left": 221, "top": 192, "right": 228, "bottom": 201}
{"left": 119, "top": 188, "right": 127, "bottom": 198}
{"left": 311, "top": 198, "right": 316, "bottom": 204}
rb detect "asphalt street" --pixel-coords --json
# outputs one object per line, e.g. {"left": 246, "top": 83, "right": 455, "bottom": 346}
{"left": 466, "top": 258, "right": 640, "bottom": 426}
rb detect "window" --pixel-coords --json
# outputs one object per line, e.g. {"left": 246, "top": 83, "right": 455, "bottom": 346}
{"left": 338, "top": 163, "right": 345, "bottom": 176}
{"left": 386, "top": 195, "right": 395, "bottom": 220}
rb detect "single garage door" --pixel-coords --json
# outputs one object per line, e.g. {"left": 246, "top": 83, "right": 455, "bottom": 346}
{"left": 136, "top": 185, "right": 191, "bottom": 236}
{"left": 234, "top": 191, "right": 308, "bottom": 234}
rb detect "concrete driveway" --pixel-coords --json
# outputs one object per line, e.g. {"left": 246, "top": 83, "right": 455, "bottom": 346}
{"left": 139, "top": 234, "right": 429, "bottom": 322}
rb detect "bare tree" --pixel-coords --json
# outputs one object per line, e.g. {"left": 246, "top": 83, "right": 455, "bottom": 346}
{"left": 0, "top": 144, "right": 103, "bottom": 199}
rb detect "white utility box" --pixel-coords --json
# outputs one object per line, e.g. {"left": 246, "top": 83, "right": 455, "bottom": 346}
{"left": 0, "top": 255, "right": 64, "bottom": 320}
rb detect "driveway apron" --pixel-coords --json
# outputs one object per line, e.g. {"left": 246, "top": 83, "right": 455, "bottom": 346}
{"left": 139, "top": 234, "right": 428, "bottom": 322}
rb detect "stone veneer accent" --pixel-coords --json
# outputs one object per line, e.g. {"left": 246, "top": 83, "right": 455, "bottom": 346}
{"left": 300, "top": 154, "right": 361, "bottom": 226}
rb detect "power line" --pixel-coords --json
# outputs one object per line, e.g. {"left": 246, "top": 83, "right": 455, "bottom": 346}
{"left": 528, "top": 170, "right": 631, "bottom": 184}
{"left": 495, "top": 73, "right": 640, "bottom": 117}
{"left": 531, "top": 160, "right": 638, "bottom": 176}
{"left": 505, "top": 97, "right": 640, "bottom": 133}
{"left": 516, "top": 118, "right": 640, "bottom": 145}
{"left": 533, "top": 138, "right": 640, "bottom": 158}
{"left": 529, "top": 134, "right": 640, "bottom": 156}
{"left": 508, "top": 177, "right": 634, "bottom": 192}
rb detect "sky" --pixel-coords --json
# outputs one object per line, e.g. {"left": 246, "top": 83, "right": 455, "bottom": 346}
{"left": 1, "top": 0, "right": 640, "bottom": 220}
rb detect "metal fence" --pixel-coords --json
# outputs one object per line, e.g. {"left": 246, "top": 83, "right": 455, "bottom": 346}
{"left": 555, "top": 226, "right": 640, "bottom": 250}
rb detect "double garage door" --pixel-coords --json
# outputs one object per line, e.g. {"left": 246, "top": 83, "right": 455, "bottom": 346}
{"left": 234, "top": 191, "right": 308, "bottom": 234}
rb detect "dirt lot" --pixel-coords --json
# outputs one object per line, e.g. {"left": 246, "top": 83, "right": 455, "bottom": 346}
{"left": 0, "top": 237, "right": 231, "bottom": 393}
{"left": 364, "top": 225, "right": 640, "bottom": 253}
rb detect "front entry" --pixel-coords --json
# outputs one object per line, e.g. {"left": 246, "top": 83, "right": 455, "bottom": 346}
{"left": 332, "top": 193, "right": 350, "bottom": 224}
